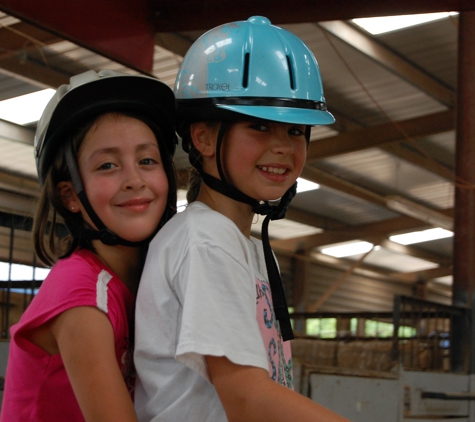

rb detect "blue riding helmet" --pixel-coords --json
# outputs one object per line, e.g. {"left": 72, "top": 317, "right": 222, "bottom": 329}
{"left": 174, "top": 15, "right": 334, "bottom": 130}
{"left": 174, "top": 17, "right": 334, "bottom": 342}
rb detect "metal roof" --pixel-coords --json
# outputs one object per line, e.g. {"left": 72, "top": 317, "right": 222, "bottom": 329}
{"left": 0, "top": 5, "right": 467, "bottom": 306}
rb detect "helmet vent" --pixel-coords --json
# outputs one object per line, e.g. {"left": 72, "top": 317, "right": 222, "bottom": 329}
{"left": 286, "top": 56, "right": 295, "bottom": 90}
{"left": 242, "top": 52, "right": 250, "bottom": 88}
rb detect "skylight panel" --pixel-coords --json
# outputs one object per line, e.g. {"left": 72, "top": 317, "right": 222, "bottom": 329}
{"left": 321, "top": 241, "right": 375, "bottom": 258}
{"left": 353, "top": 12, "right": 458, "bottom": 35}
{"left": 0, "top": 89, "right": 55, "bottom": 125}
{"left": 296, "top": 178, "right": 320, "bottom": 193}
{"left": 389, "top": 228, "right": 453, "bottom": 245}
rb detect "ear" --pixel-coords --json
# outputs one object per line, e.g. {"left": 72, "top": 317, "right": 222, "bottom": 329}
{"left": 189, "top": 122, "right": 216, "bottom": 157}
{"left": 57, "top": 181, "right": 81, "bottom": 213}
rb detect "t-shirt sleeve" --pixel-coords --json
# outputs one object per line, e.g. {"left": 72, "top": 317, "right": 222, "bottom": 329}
{"left": 174, "top": 242, "right": 268, "bottom": 380}
{"left": 12, "top": 257, "right": 104, "bottom": 351}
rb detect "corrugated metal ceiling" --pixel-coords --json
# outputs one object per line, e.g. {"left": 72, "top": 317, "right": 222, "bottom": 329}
{"left": 0, "top": 9, "right": 462, "bottom": 296}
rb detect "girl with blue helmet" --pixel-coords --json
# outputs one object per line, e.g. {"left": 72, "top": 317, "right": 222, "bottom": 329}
{"left": 134, "top": 17, "right": 349, "bottom": 421}
{"left": 2, "top": 70, "right": 177, "bottom": 422}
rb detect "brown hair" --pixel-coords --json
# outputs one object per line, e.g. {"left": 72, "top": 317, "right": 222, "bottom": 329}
{"left": 33, "top": 118, "right": 96, "bottom": 266}
{"left": 186, "top": 167, "right": 202, "bottom": 203}
{"left": 184, "top": 121, "right": 223, "bottom": 204}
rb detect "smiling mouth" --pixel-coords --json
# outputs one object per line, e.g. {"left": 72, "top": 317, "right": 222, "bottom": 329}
{"left": 118, "top": 199, "right": 151, "bottom": 208}
{"left": 258, "top": 166, "right": 287, "bottom": 175}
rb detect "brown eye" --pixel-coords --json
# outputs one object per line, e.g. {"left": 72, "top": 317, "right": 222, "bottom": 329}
{"left": 249, "top": 122, "right": 269, "bottom": 132}
{"left": 98, "top": 162, "right": 115, "bottom": 170}
{"left": 289, "top": 126, "right": 305, "bottom": 136}
{"left": 140, "top": 158, "right": 159, "bottom": 166}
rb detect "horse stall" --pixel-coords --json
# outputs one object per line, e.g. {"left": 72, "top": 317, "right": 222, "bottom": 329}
{"left": 291, "top": 295, "right": 475, "bottom": 421}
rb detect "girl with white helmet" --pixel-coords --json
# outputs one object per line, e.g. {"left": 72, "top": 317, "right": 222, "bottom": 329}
{"left": 134, "top": 17, "right": 349, "bottom": 421}
{"left": 1, "top": 70, "right": 177, "bottom": 422}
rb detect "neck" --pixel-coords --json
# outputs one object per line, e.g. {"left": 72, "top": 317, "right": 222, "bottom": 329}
{"left": 92, "top": 241, "right": 142, "bottom": 294}
{"left": 197, "top": 184, "right": 254, "bottom": 238}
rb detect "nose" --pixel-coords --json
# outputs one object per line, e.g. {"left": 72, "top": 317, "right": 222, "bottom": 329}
{"left": 270, "top": 128, "right": 293, "bottom": 155}
{"left": 122, "top": 164, "right": 145, "bottom": 190}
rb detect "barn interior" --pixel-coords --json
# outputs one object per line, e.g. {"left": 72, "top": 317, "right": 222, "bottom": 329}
{"left": 0, "top": 1, "right": 474, "bottom": 419}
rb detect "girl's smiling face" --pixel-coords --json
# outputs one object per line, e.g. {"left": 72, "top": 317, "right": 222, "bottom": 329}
{"left": 220, "top": 120, "right": 307, "bottom": 202}
{"left": 76, "top": 113, "right": 169, "bottom": 243}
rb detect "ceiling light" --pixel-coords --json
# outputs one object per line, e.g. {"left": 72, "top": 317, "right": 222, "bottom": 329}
{"left": 390, "top": 228, "right": 453, "bottom": 245}
{"left": 321, "top": 240, "right": 374, "bottom": 258}
{"left": 353, "top": 12, "right": 458, "bottom": 35}
{"left": 0, "top": 89, "right": 55, "bottom": 125}
{"left": 297, "top": 177, "right": 320, "bottom": 193}
{"left": 385, "top": 195, "right": 453, "bottom": 231}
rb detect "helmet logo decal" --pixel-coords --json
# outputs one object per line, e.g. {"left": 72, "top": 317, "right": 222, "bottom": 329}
{"left": 206, "top": 83, "right": 230, "bottom": 92}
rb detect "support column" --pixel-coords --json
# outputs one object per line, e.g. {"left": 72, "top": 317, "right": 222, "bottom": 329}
{"left": 452, "top": 11, "right": 475, "bottom": 373}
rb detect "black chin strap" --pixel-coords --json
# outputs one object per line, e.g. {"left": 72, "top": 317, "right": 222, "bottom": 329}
{"left": 189, "top": 124, "right": 295, "bottom": 341}
{"left": 253, "top": 184, "right": 296, "bottom": 341}
{"left": 65, "top": 142, "right": 148, "bottom": 247}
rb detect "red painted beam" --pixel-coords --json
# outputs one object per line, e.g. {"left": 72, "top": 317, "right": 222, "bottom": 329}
{"left": 150, "top": 0, "right": 475, "bottom": 32}
{"left": 2, "top": 0, "right": 474, "bottom": 70}
{"left": 0, "top": 0, "right": 155, "bottom": 73}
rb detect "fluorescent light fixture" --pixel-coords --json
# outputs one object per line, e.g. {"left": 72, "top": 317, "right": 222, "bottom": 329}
{"left": 353, "top": 12, "right": 458, "bottom": 35}
{"left": 321, "top": 240, "right": 374, "bottom": 258}
{"left": 296, "top": 177, "right": 320, "bottom": 193}
{"left": 0, "top": 89, "right": 55, "bottom": 125}
{"left": 390, "top": 228, "right": 453, "bottom": 245}
{"left": 385, "top": 195, "right": 453, "bottom": 231}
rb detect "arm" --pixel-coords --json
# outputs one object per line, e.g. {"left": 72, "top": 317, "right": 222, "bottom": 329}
{"left": 50, "top": 306, "right": 138, "bottom": 422}
{"left": 206, "top": 355, "right": 350, "bottom": 422}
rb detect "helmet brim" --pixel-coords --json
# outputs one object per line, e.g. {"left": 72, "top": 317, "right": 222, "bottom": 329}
{"left": 217, "top": 104, "right": 335, "bottom": 126}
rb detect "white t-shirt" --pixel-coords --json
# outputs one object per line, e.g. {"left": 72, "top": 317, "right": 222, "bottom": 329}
{"left": 134, "top": 201, "right": 292, "bottom": 422}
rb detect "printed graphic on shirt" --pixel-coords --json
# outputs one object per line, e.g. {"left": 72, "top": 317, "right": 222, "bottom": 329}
{"left": 256, "top": 278, "right": 293, "bottom": 389}
{"left": 121, "top": 336, "right": 135, "bottom": 389}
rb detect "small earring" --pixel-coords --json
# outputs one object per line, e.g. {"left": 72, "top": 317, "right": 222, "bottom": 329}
{"left": 71, "top": 207, "right": 75, "bottom": 211}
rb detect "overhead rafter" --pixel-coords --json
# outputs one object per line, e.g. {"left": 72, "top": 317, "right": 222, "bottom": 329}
{"left": 379, "top": 239, "right": 451, "bottom": 266}
{"left": 318, "top": 21, "right": 456, "bottom": 107}
{"left": 307, "top": 110, "right": 455, "bottom": 162}
{"left": 306, "top": 110, "right": 456, "bottom": 183}
{"left": 284, "top": 247, "right": 450, "bottom": 290}
{"left": 285, "top": 208, "right": 345, "bottom": 231}
{"left": 300, "top": 165, "right": 387, "bottom": 207}
{"left": 389, "top": 265, "right": 452, "bottom": 282}
{"left": 0, "top": 21, "right": 61, "bottom": 51}
{"left": 0, "top": 119, "right": 34, "bottom": 146}
{"left": 381, "top": 142, "right": 455, "bottom": 181}
{"left": 0, "top": 21, "right": 82, "bottom": 87}
{"left": 271, "top": 212, "right": 453, "bottom": 252}
{"left": 0, "top": 169, "right": 38, "bottom": 197}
